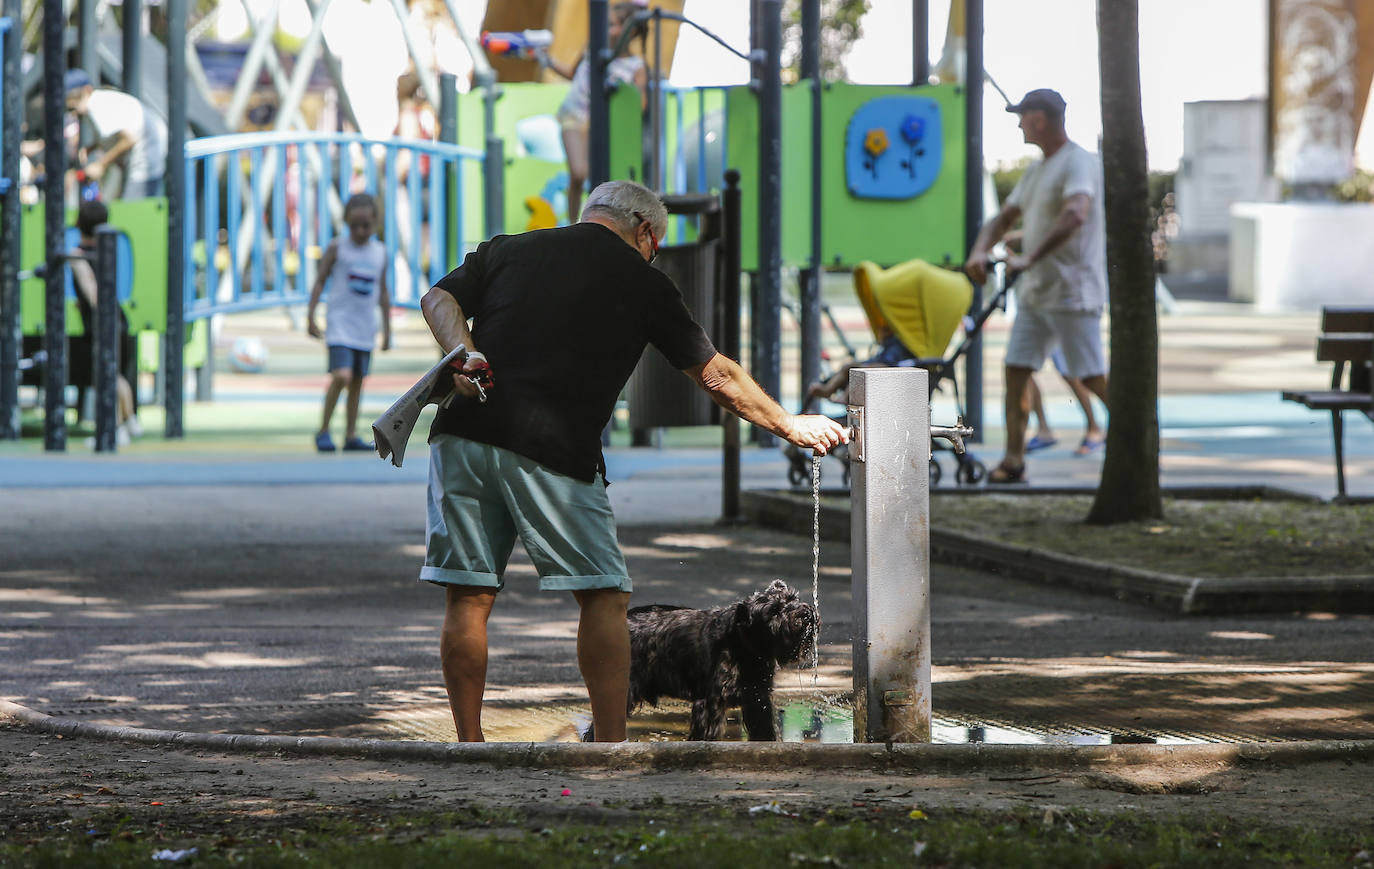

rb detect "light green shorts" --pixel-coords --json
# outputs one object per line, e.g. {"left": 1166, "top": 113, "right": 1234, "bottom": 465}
{"left": 421, "top": 435, "right": 631, "bottom": 593}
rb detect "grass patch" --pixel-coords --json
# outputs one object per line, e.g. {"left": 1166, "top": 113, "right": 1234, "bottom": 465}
{"left": 2, "top": 806, "right": 1368, "bottom": 868}
{"left": 928, "top": 494, "right": 1374, "bottom": 579}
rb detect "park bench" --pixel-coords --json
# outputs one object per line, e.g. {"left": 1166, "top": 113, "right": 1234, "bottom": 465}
{"left": 1280, "top": 306, "right": 1373, "bottom": 499}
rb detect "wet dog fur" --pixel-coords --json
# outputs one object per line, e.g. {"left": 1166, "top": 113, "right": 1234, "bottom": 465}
{"left": 590, "top": 580, "right": 818, "bottom": 741}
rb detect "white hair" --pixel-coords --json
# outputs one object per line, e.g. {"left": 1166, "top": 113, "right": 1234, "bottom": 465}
{"left": 580, "top": 180, "right": 667, "bottom": 240}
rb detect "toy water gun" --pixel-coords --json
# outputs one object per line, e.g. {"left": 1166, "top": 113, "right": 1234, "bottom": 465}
{"left": 480, "top": 29, "right": 554, "bottom": 59}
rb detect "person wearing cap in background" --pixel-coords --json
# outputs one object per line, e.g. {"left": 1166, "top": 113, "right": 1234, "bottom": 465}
{"left": 964, "top": 88, "right": 1109, "bottom": 484}
{"left": 63, "top": 69, "right": 169, "bottom": 200}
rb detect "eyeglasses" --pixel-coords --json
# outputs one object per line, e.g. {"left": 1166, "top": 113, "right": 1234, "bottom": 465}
{"left": 633, "top": 212, "right": 659, "bottom": 264}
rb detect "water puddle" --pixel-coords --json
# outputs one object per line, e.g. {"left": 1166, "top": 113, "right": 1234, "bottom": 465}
{"left": 409, "top": 697, "right": 1212, "bottom": 745}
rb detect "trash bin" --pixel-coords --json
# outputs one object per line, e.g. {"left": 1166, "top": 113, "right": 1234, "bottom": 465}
{"left": 626, "top": 192, "right": 722, "bottom": 435}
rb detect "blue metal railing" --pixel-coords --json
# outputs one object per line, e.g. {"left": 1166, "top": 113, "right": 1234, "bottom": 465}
{"left": 183, "top": 131, "right": 484, "bottom": 321}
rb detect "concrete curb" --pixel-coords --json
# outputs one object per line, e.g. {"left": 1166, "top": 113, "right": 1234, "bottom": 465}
{"left": 740, "top": 489, "right": 1374, "bottom": 615}
{"left": 4, "top": 701, "right": 1372, "bottom": 772}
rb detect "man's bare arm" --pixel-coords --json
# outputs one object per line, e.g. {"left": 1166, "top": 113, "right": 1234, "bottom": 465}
{"left": 965, "top": 202, "right": 1022, "bottom": 283}
{"left": 687, "top": 353, "right": 847, "bottom": 455}
{"left": 421, "top": 286, "right": 485, "bottom": 398}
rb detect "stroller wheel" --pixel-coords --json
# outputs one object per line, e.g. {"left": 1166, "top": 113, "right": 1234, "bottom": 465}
{"left": 929, "top": 458, "right": 943, "bottom": 488}
{"left": 955, "top": 457, "right": 986, "bottom": 486}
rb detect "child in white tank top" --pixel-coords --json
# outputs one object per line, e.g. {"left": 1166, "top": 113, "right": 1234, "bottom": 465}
{"left": 306, "top": 194, "right": 391, "bottom": 452}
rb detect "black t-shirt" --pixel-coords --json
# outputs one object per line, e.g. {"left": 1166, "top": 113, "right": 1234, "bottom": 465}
{"left": 429, "top": 222, "right": 718, "bottom": 482}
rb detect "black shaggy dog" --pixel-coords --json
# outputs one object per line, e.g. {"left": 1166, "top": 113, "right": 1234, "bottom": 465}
{"left": 618, "top": 579, "right": 819, "bottom": 741}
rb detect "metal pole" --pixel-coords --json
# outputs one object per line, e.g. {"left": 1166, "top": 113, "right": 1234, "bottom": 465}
{"left": 755, "top": 0, "right": 782, "bottom": 438}
{"left": 0, "top": 0, "right": 22, "bottom": 439}
{"left": 650, "top": 7, "right": 662, "bottom": 191}
{"left": 483, "top": 136, "right": 504, "bottom": 239}
{"left": 164, "top": 0, "right": 186, "bottom": 438}
{"left": 303, "top": 0, "right": 360, "bottom": 131}
{"left": 912, "top": 0, "right": 930, "bottom": 85}
{"left": 79, "top": 0, "right": 97, "bottom": 78}
{"left": 588, "top": 0, "right": 609, "bottom": 189}
{"left": 849, "top": 367, "right": 931, "bottom": 743}
{"left": 721, "top": 168, "right": 742, "bottom": 523}
{"left": 93, "top": 227, "right": 119, "bottom": 452}
{"left": 122, "top": 0, "right": 142, "bottom": 100}
{"left": 223, "top": 0, "right": 283, "bottom": 131}
{"left": 439, "top": 72, "right": 457, "bottom": 265}
{"left": 800, "top": 0, "right": 821, "bottom": 407}
{"left": 962, "top": 0, "right": 984, "bottom": 442}
{"left": 42, "top": 0, "right": 66, "bottom": 451}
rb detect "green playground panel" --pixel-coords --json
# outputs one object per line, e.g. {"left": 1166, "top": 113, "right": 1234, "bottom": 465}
{"left": 725, "top": 81, "right": 967, "bottom": 271}
{"left": 19, "top": 197, "right": 169, "bottom": 335}
{"left": 454, "top": 82, "right": 569, "bottom": 151}
{"left": 19, "top": 197, "right": 205, "bottom": 371}
{"left": 608, "top": 84, "right": 729, "bottom": 246}
{"left": 454, "top": 80, "right": 966, "bottom": 269}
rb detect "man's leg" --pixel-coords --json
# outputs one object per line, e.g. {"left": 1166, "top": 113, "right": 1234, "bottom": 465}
{"left": 572, "top": 588, "right": 631, "bottom": 742}
{"left": 1002, "top": 364, "right": 1034, "bottom": 470}
{"left": 1065, "top": 374, "right": 1104, "bottom": 441}
{"left": 1025, "top": 374, "right": 1053, "bottom": 443}
{"left": 440, "top": 586, "right": 498, "bottom": 742}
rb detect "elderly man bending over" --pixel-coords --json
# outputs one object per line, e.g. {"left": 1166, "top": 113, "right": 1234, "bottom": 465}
{"left": 420, "top": 180, "right": 848, "bottom": 742}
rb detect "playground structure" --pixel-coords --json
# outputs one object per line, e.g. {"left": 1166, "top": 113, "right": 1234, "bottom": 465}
{"left": 0, "top": 0, "right": 993, "bottom": 456}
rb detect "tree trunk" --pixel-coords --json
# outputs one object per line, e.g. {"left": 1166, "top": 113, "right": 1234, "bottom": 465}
{"left": 1086, "top": 0, "right": 1163, "bottom": 524}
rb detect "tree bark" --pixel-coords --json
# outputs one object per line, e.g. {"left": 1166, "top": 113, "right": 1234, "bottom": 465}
{"left": 1086, "top": 0, "right": 1163, "bottom": 524}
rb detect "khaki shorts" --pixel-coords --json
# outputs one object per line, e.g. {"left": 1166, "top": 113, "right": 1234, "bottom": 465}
{"left": 1004, "top": 306, "right": 1106, "bottom": 379}
{"left": 420, "top": 435, "right": 631, "bottom": 592}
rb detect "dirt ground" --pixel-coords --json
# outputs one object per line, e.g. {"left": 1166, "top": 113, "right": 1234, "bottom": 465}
{"left": 4, "top": 724, "right": 1373, "bottom": 846}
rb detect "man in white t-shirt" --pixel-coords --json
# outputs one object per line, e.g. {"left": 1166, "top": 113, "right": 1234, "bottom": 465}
{"left": 965, "top": 88, "right": 1109, "bottom": 484}
{"left": 64, "top": 69, "right": 168, "bottom": 200}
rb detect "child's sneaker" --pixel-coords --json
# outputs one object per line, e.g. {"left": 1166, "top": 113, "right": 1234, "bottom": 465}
{"left": 342, "top": 436, "right": 374, "bottom": 452}
{"left": 124, "top": 416, "right": 143, "bottom": 438}
{"left": 315, "top": 431, "right": 337, "bottom": 452}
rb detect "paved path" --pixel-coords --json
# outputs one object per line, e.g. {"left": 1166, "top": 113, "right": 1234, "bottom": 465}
{"left": 2, "top": 300, "right": 1372, "bottom": 745}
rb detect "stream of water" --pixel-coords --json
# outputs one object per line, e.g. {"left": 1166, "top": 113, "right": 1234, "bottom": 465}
{"left": 810, "top": 453, "right": 822, "bottom": 682}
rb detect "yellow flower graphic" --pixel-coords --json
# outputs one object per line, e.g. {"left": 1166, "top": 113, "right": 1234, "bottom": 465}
{"left": 864, "top": 127, "right": 889, "bottom": 157}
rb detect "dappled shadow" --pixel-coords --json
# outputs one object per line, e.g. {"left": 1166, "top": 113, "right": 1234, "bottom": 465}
{"left": 933, "top": 660, "right": 1374, "bottom": 742}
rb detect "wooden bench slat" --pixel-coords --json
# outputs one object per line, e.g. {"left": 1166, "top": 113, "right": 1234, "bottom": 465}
{"left": 1321, "top": 307, "right": 1374, "bottom": 333}
{"left": 1281, "top": 389, "right": 1373, "bottom": 411}
{"left": 1315, "top": 333, "right": 1373, "bottom": 363}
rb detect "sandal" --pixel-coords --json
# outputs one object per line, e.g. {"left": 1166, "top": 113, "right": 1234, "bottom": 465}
{"left": 1074, "top": 436, "right": 1105, "bottom": 456}
{"left": 987, "top": 463, "right": 1027, "bottom": 484}
{"left": 1025, "top": 435, "right": 1058, "bottom": 452}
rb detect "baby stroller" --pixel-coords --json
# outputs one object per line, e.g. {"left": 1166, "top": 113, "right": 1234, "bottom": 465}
{"left": 785, "top": 257, "right": 1013, "bottom": 489}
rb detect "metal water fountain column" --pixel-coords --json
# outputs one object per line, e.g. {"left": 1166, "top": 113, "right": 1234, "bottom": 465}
{"left": 848, "top": 368, "right": 971, "bottom": 743}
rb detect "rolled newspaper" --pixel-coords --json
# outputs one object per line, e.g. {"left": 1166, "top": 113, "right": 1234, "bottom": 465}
{"left": 372, "top": 345, "right": 468, "bottom": 468}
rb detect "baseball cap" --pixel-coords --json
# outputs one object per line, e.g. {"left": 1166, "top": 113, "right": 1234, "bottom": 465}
{"left": 1006, "top": 88, "right": 1066, "bottom": 116}
{"left": 63, "top": 68, "right": 93, "bottom": 94}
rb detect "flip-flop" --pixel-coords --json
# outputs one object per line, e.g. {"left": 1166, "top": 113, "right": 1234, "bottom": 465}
{"left": 987, "top": 463, "right": 1027, "bottom": 484}
{"left": 1025, "top": 435, "right": 1058, "bottom": 452}
{"left": 1074, "top": 437, "right": 1105, "bottom": 456}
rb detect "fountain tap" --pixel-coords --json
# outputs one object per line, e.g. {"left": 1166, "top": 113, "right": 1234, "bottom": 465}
{"left": 930, "top": 416, "right": 975, "bottom": 455}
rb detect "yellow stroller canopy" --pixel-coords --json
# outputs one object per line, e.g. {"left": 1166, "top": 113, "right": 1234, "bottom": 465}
{"left": 852, "top": 258, "right": 973, "bottom": 359}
